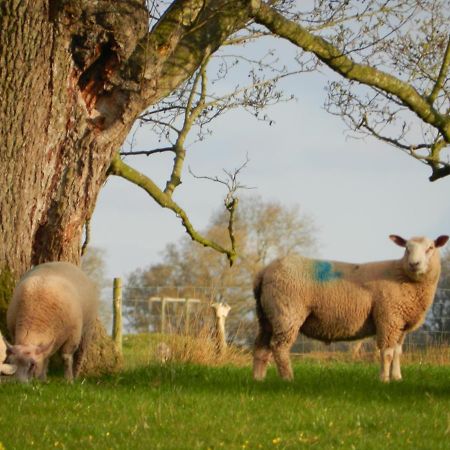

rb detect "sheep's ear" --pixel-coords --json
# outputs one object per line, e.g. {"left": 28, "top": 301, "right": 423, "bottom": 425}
{"left": 389, "top": 235, "right": 407, "bottom": 247}
{"left": 4, "top": 340, "right": 14, "bottom": 355}
{"left": 435, "top": 235, "right": 449, "bottom": 248}
{"left": 37, "top": 340, "right": 53, "bottom": 355}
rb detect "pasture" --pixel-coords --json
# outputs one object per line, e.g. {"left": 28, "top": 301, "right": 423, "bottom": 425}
{"left": 0, "top": 335, "right": 449, "bottom": 450}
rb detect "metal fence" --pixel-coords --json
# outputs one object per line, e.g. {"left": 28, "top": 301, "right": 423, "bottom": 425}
{"left": 115, "top": 285, "right": 450, "bottom": 353}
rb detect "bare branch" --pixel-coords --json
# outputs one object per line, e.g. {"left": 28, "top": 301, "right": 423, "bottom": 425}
{"left": 120, "top": 147, "right": 175, "bottom": 157}
{"left": 189, "top": 156, "right": 254, "bottom": 262}
{"left": 428, "top": 36, "right": 450, "bottom": 106}
{"left": 164, "top": 56, "right": 211, "bottom": 197}
{"left": 108, "top": 152, "right": 237, "bottom": 265}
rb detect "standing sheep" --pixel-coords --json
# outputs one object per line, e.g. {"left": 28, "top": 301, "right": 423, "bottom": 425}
{"left": 6, "top": 262, "right": 98, "bottom": 382}
{"left": 253, "top": 234, "right": 449, "bottom": 382}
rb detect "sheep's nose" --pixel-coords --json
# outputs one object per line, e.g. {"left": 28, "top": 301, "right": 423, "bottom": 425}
{"left": 409, "top": 261, "right": 420, "bottom": 270}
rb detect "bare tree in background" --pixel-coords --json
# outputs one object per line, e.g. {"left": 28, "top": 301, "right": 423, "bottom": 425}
{"left": 124, "top": 195, "right": 317, "bottom": 343}
{"left": 424, "top": 248, "right": 450, "bottom": 342}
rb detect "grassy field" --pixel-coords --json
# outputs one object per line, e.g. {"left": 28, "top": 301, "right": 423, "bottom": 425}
{"left": 0, "top": 335, "right": 449, "bottom": 450}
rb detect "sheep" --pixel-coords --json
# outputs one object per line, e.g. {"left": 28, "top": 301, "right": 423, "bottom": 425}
{"left": 253, "top": 234, "right": 449, "bottom": 382}
{"left": 0, "top": 331, "right": 16, "bottom": 376}
{"left": 6, "top": 261, "right": 98, "bottom": 382}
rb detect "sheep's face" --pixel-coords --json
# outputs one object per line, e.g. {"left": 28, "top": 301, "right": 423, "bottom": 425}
{"left": 6, "top": 344, "right": 49, "bottom": 382}
{"left": 390, "top": 235, "right": 449, "bottom": 280}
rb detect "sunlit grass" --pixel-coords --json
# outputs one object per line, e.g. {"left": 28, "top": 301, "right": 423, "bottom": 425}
{"left": 0, "top": 335, "right": 449, "bottom": 450}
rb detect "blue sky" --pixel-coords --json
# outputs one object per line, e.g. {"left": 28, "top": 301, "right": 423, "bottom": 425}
{"left": 90, "top": 44, "right": 450, "bottom": 282}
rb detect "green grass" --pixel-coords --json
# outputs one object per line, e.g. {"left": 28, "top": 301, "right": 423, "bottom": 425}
{"left": 0, "top": 337, "right": 449, "bottom": 450}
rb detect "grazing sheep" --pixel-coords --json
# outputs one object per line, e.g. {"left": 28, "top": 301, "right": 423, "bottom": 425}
{"left": 6, "top": 262, "right": 98, "bottom": 382}
{"left": 0, "top": 331, "right": 16, "bottom": 376}
{"left": 253, "top": 235, "right": 449, "bottom": 382}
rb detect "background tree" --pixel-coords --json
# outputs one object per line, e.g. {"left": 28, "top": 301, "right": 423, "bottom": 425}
{"left": 124, "top": 195, "right": 317, "bottom": 343}
{"left": 424, "top": 248, "right": 450, "bottom": 342}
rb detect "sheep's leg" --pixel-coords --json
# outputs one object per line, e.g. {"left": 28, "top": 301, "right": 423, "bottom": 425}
{"left": 62, "top": 353, "right": 74, "bottom": 382}
{"left": 61, "top": 338, "right": 79, "bottom": 383}
{"left": 73, "top": 323, "right": 94, "bottom": 379}
{"left": 391, "top": 335, "right": 405, "bottom": 381}
{"left": 72, "top": 341, "right": 86, "bottom": 379}
{"left": 38, "top": 358, "right": 49, "bottom": 381}
{"left": 271, "top": 328, "right": 298, "bottom": 381}
{"left": 379, "top": 347, "right": 394, "bottom": 383}
{"left": 253, "top": 328, "right": 272, "bottom": 381}
{"left": 376, "top": 319, "right": 405, "bottom": 383}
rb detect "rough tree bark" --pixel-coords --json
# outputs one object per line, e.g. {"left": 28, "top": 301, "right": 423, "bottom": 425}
{"left": 0, "top": 0, "right": 252, "bottom": 374}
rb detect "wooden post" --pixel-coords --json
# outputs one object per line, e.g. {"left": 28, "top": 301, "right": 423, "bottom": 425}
{"left": 211, "top": 303, "right": 231, "bottom": 355}
{"left": 184, "top": 298, "right": 190, "bottom": 335}
{"left": 160, "top": 297, "right": 166, "bottom": 334}
{"left": 112, "top": 278, "right": 123, "bottom": 354}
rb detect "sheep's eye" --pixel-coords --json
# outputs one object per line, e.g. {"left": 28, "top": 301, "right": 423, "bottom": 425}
{"left": 426, "top": 246, "right": 434, "bottom": 253}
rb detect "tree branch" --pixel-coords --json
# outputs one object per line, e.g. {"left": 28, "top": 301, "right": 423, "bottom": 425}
{"left": 120, "top": 147, "right": 175, "bottom": 157}
{"left": 428, "top": 36, "right": 450, "bottom": 106}
{"left": 108, "top": 152, "right": 237, "bottom": 265}
{"left": 251, "top": 1, "right": 450, "bottom": 143}
{"left": 130, "top": 0, "right": 254, "bottom": 109}
{"left": 164, "top": 56, "right": 210, "bottom": 197}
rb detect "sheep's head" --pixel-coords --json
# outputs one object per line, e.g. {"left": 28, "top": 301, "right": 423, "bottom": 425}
{"left": 390, "top": 235, "right": 449, "bottom": 281}
{"left": 6, "top": 342, "right": 52, "bottom": 382}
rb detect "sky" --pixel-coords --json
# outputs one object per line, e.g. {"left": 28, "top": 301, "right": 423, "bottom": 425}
{"left": 89, "top": 38, "right": 450, "bottom": 284}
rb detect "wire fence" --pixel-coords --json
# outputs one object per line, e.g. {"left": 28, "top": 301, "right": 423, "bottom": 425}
{"left": 113, "top": 285, "right": 450, "bottom": 354}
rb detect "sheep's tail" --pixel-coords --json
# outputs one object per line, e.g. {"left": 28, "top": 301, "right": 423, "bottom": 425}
{"left": 253, "top": 269, "right": 272, "bottom": 338}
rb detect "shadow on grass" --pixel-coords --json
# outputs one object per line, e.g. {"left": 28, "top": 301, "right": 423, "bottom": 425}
{"left": 88, "top": 360, "right": 450, "bottom": 402}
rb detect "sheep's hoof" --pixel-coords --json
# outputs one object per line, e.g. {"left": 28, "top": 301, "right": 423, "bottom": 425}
{"left": 253, "top": 375, "right": 265, "bottom": 382}
{"left": 391, "top": 374, "right": 402, "bottom": 382}
{"left": 379, "top": 374, "right": 390, "bottom": 383}
{"left": 280, "top": 374, "right": 294, "bottom": 382}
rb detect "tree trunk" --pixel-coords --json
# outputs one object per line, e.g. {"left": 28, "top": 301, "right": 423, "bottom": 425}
{"left": 0, "top": 0, "right": 145, "bottom": 372}
{"left": 0, "top": 0, "right": 252, "bottom": 374}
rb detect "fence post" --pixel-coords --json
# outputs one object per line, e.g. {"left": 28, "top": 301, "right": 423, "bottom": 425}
{"left": 211, "top": 302, "right": 231, "bottom": 356}
{"left": 161, "top": 297, "right": 166, "bottom": 334}
{"left": 112, "top": 277, "right": 123, "bottom": 354}
{"left": 184, "top": 298, "right": 190, "bottom": 335}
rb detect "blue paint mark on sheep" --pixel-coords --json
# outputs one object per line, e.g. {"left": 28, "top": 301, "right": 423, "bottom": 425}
{"left": 313, "top": 261, "right": 342, "bottom": 283}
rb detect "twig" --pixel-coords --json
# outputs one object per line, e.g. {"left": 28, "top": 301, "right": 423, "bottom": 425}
{"left": 81, "top": 218, "right": 91, "bottom": 257}
{"left": 120, "top": 147, "right": 175, "bottom": 156}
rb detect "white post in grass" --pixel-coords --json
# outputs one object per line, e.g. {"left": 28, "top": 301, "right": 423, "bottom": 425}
{"left": 211, "top": 302, "right": 231, "bottom": 355}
